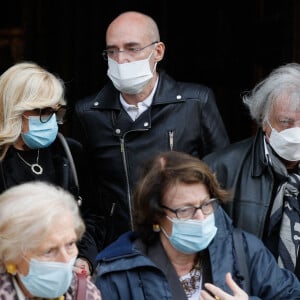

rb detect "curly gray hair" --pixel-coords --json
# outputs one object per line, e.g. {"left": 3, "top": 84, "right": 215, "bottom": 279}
{"left": 243, "top": 63, "right": 300, "bottom": 126}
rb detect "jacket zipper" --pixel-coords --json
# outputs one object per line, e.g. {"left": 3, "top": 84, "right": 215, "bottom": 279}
{"left": 119, "top": 128, "right": 150, "bottom": 230}
{"left": 120, "top": 136, "right": 134, "bottom": 229}
{"left": 169, "top": 131, "right": 174, "bottom": 150}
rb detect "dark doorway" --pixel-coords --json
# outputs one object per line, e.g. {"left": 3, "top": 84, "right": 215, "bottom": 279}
{"left": 0, "top": 0, "right": 298, "bottom": 142}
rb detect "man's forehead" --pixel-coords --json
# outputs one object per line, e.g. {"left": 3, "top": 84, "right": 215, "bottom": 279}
{"left": 271, "top": 94, "right": 300, "bottom": 111}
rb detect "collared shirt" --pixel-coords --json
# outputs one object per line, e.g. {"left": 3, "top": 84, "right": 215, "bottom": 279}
{"left": 119, "top": 78, "right": 158, "bottom": 121}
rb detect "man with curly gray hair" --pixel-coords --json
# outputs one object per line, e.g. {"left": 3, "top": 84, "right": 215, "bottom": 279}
{"left": 204, "top": 62, "right": 300, "bottom": 280}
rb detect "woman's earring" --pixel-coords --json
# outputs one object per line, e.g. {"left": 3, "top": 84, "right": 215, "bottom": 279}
{"left": 6, "top": 263, "right": 17, "bottom": 275}
{"left": 152, "top": 224, "right": 160, "bottom": 232}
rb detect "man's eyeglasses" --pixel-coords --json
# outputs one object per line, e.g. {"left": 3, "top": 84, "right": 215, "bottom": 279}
{"left": 161, "top": 198, "right": 218, "bottom": 221}
{"left": 102, "top": 41, "right": 158, "bottom": 61}
{"left": 33, "top": 105, "right": 67, "bottom": 124}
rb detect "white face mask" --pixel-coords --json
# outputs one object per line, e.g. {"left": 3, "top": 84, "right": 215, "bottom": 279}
{"left": 107, "top": 50, "right": 156, "bottom": 94}
{"left": 267, "top": 121, "right": 300, "bottom": 161}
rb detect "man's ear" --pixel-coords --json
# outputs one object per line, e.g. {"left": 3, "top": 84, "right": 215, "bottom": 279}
{"left": 262, "top": 117, "right": 271, "bottom": 131}
{"left": 262, "top": 121, "right": 267, "bottom": 132}
{"left": 262, "top": 120, "right": 271, "bottom": 141}
{"left": 154, "top": 42, "right": 165, "bottom": 62}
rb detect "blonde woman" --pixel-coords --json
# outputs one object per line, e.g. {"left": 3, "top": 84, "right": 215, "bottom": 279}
{"left": 0, "top": 61, "right": 80, "bottom": 188}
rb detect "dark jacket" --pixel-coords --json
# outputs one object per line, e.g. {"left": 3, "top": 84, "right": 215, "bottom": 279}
{"left": 203, "top": 128, "right": 272, "bottom": 238}
{"left": 203, "top": 129, "right": 300, "bottom": 280}
{"left": 71, "top": 70, "right": 230, "bottom": 264}
{"left": 95, "top": 206, "right": 300, "bottom": 300}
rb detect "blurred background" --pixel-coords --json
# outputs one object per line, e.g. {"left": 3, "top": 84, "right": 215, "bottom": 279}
{"left": 1, "top": 0, "right": 300, "bottom": 142}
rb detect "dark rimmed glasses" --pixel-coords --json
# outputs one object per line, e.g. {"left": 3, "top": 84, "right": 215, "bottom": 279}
{"left": 33, "top": 105, "right": 67, "bottom": 124}
{"left": 102, "top": 41, "right": 158, "bottom": 61}
{"left": 161, "top": 198, "right": 219, "bottom": 220}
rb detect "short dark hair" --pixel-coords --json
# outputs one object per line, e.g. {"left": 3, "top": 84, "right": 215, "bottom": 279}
{"left": 132, "top": 151, "right": 230, "bottom": 243}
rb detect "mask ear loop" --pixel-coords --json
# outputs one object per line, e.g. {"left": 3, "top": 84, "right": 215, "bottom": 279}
{"left": 266, "top": 119, "right": 274, "bottom": 131}
{"left": 263, "top": 119, "right": 274, "bottom": 140}
{"left": 160, "top": 226, "right": 171, "bottom": 239}
{"left": 147, "top": 43, "right": 159, "bottom": 73}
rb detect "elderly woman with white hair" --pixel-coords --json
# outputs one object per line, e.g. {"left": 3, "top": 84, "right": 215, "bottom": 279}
{"left": 0, "top": 181, "right": 101, "bottom": 299}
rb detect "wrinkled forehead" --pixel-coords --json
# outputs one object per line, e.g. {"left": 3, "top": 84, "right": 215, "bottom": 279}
{"left": 271, "top": 92, "right": 300, "bottom": 116}
{"left": 261, "top": 89, "right": 300, "bottom": 122}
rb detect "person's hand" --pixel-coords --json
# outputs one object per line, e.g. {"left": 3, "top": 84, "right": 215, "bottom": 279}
{"left": 200, "top": 272, "right": 249, "bottom": 300}
{"left": 73, "top": 257, "right": 91, "bottom": 276}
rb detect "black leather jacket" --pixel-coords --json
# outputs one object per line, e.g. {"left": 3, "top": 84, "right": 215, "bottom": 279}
{"left": 72, "top": 70, "right": 230, "bottom": 263}
{"left": 203, "top": 129, "right": 273, "bottom": 238}
{"left": 203, "top": 129, "right": 300, "bottom": 279}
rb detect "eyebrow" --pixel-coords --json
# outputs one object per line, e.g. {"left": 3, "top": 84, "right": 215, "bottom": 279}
{"left": 171, "top": 197, "right": 211, "bottom": 207}
{"left": 106, "top": 42, "right": 141, "bottom": 49}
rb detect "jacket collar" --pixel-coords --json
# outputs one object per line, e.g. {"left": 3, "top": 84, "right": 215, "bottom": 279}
{"left": 90, "top": 69, "right": 185, "bottom": 111}
{"left": 250, "top": 128, "right": 270, "bottom": 177}
{"left": 143, "top": 237, "right": 188, "bottom": 300}
{"left": 96, "top": 231, "right": 138, "bottom": 261}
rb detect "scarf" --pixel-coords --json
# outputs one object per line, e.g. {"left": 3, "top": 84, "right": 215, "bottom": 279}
{"left": 268, "top": 146, "right": 300, "bottom": 271}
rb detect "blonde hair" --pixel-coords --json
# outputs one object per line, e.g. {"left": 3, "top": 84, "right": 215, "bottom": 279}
{"left": 0, "top": 181, "right": 85, "bottom": 273}
{"left": 0, "top": 61, "right": 66, "bottom": 159}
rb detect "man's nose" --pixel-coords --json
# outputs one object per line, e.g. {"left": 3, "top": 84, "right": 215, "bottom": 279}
{"left": 114, "top": 50, "right": 131, "bottom": 63}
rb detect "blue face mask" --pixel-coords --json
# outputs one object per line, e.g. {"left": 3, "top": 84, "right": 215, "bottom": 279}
{"left": 19, "top": 256, "right": 76, "bottom": 298}
{"left": 161, "top": 213, "right": 217, "bottom": 254}
{"left": 21, "top": 114, "right": 58, "bottom": 149}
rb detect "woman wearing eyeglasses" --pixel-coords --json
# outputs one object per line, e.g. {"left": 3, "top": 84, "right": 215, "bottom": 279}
{"left": 95, "top": 151, "right": 300, "bottom": 300}
{"left": 0, "top": 61, "right": 81, "bottom": 190}
{"left": 0, "top": 61, "right": 96, "bottom": 275}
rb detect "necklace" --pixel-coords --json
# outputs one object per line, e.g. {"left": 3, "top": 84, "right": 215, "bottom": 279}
{"left": 17, "top": 149, "right": 43, "bottom": 175}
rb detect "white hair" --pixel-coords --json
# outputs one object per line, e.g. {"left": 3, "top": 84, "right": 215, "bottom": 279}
{"left": 243, "top": 62, "right": 300, "bottom": 126}
{"left": 0, "top": 181, "right": 85, "bottom": 273}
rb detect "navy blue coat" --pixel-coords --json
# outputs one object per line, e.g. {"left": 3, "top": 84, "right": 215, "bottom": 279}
{"left": 95, "top": 206, "right": 300, "bottom": 300}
